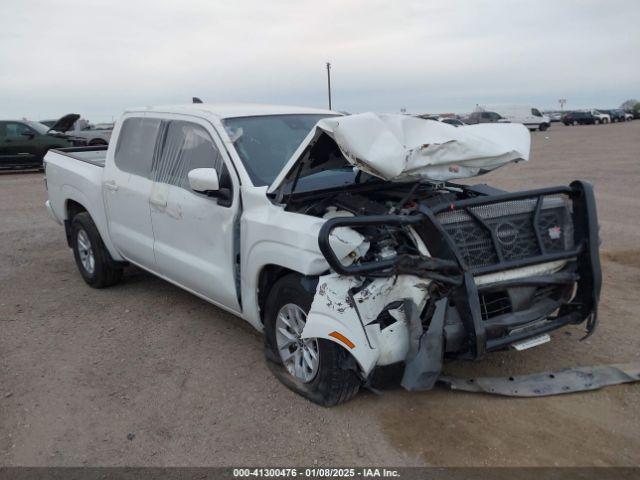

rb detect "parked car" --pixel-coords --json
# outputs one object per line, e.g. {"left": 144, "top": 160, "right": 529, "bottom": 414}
{"left": 44, "top": 114, "right": 113, "bottom": 145}
{"left": 44, "top": 104, "right": 601, "bottom": 405}
{"left": 0, "top": 119, "right": 75, "bottom": 169}
{"left": 562, "top": 111, "right": 597, "bottom": 125}
{"left": 624, "top": 111, "right": 634, "bottom": 121}
{"left": 588, "top": 109, "right": 611, "bottom": 124}
{"left": 415, "top": 115, "right": 467, "bottom": 127}
{"left": 464, "top": 111, "right": 506, "bottom": 124}
{"left": 480, "top": 105, "right": 551, "bottom": 131}
{"left": 547, "top": 112, "right": 563, "bottom": 122}
{"left": 439, "top": 117, "right": 466, "bottom": 127}
{"left": 596, "top": 109, "right": 623, "bottom": 122}
{"left": 610, "top": 109, "right": 627, "bottom": 122}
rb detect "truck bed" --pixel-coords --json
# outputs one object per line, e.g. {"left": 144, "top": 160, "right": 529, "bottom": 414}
{"left": 49, "top": 146, "right": 108, "bottom": 167}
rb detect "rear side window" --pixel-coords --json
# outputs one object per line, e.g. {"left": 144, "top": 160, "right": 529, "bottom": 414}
{"left": 154, "top": 121, "right": 223, "bottom": 190}
{"left": 114, "top": 117, "right": 162, "bottom": 177}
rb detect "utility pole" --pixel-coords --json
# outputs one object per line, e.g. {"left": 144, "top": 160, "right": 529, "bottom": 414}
{"left": 559, "top": 98, "right": 567, "bottom": 111}
{"left": 326, "top": 62, "right": 332, "bottom": 110}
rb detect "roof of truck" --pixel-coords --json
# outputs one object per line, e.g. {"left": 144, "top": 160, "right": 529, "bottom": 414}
{"left": 127, "top": 103, "right": 336, "bottom": 119}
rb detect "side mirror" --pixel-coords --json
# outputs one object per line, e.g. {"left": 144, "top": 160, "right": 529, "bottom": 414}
{"left": 188, "top": 168, "right": 219, "bottom": 195}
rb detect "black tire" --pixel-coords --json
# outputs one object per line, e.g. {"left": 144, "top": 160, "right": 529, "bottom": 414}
{"left": 539, "top": 123, "right": 549, "bottom": 132}
{"left": 71, "top": 212, "right": 123, "bottom": 288}
{"left": 89, "top": 139, "right": 108, "bottom": 146}
{"left": 264, "top": 274, "right": 361, "bottom": 406}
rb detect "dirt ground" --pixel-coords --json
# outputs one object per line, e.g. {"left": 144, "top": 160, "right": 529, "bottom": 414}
{"left": 1, "top": 121, "right": 639, "bottom": 467}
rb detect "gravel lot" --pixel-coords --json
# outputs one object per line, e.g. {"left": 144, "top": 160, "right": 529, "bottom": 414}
{"left": 1, "top": 121, "right": 639, "bottom": 467}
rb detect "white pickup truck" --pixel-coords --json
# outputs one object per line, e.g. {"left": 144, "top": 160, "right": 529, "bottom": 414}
{"left": 45, "top": 103, "right": 601, "bottom": 405}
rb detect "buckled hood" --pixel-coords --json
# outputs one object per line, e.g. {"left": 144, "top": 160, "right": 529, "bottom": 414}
{"left": 47, "top": 113, "right": 80, "bottom": 133}
{"left": 268, "top": 112, "right": 531, "bottom": 194}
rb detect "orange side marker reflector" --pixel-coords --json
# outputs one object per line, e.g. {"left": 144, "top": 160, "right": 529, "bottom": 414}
{"left": 329, "top": 331, "right": 355, "bottom": 349}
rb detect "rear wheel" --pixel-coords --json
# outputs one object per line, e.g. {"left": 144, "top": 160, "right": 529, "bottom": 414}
{"left": 264, "top": 274, "right": 361, "bottom": 406}
{"left": 71, "top": 212, "right": 123, "bottom": 288}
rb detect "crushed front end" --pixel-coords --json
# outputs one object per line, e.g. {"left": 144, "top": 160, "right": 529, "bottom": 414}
{"left": 312, "top": 180, "right": 601, "bottom": 388}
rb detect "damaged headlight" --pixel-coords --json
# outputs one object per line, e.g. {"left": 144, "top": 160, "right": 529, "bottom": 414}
{"left": 319, "top": 214, "right": 462, "bottom": 285}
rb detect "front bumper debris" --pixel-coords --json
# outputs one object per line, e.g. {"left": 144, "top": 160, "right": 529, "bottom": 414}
{"left": 439, "top": 362, "right": 640, "bottom": 397}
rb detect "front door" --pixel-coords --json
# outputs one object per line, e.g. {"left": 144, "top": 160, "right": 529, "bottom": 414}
{"left": 102, "top": 115, "right": 161, "bottom": 269}
{"left": 148, "top": 118, "right": 240, "bottom": 312}
{"left": 0, "top": 122, "right": 39, "bottom": 167}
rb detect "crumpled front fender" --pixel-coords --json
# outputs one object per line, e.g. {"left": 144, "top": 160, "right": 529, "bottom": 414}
{"left": 301, "top": 273, "right": 430, "bottom": 377}
{"left": 302, "top": 310, "right": 378, "bottom": 374}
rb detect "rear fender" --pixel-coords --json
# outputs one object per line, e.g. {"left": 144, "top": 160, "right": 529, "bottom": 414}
{"left": 61, "top": 184, "right": 123, "bottom": 261}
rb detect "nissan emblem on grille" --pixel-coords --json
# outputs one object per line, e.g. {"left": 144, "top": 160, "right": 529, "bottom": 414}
{"left": 495, "top": 222, "right": 518, "bottom": 245}
{"left": 548, "top": 226, "right": 562, "bottom": 240}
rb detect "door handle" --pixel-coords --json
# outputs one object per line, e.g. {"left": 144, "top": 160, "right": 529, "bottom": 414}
{"left": 149, "top": 196, "right": 167, "bottom": 207}
{"left": 103, "top": 180, "right": 119, "bottom": 191}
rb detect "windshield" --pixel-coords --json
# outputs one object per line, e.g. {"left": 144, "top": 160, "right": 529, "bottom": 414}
{"left": 26, "top": 121, "right": 50, "bottom": 134}
{"left": 223, "top": 114, "right": 338, "bottom": 186}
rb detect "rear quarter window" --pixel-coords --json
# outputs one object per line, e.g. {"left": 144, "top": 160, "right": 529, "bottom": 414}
{"left": 114, "top": 117, "right": 162, "bottom": 177}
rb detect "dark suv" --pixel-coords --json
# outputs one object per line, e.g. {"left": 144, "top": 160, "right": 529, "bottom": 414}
{"left": 0, "top": 120, "right": 75, "bottom": 169}
{"left": 562, "top": 111, "right": 596, "bottom": 126}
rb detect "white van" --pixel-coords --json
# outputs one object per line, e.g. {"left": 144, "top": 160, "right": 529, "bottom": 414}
{"left": 480, "top": 105, "right": 551, "bottom": 131}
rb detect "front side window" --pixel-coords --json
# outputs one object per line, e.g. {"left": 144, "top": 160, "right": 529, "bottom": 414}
{"left": 114, "top": 117, "right": 162, "bottom": 177}
{"left": 531, "top": 108, "right": 542, "bottom": 117}
{"left": 222, "top": 114, "right": 336, "bottom": 186}
{"left": 154, "top": 121, "right": 223, "bottom": 190}
{"left": 5, "top": 122, "right": 35, "bottom": 138}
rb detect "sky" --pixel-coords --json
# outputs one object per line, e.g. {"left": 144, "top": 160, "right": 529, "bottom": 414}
{"left": 1, "top": 0, "right": 639, "bottom": 122}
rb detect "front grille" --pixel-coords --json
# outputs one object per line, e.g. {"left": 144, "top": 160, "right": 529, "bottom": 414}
{"left": 479, "top": 291, "right": 511, "bottom": 321}
{"left": 437, "top": 195, "right": 574, "bottom": 271}
{"left": 480, "top": 284, "right": 568, "bottom": 322}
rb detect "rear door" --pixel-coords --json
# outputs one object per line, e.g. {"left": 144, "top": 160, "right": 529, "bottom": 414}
{"left": 148, "top": 116, "right": 241, "bottom": 312}
{"left": 102, "top": 115, "right": 161, "bottom": 268}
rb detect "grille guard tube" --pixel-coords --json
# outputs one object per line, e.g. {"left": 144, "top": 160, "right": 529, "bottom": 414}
{"left": 317, "top": 214, "right": 462, "bottom": 285}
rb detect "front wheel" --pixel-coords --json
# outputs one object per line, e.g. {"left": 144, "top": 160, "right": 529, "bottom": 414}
{"left": 71, "top": 212, "right": 123, "bottom": 288}
{"left": 539, "top": 123, "right": 549, "bottom": 132}
{"left": 264, "top": 274, "right": 361, "bottom": 406}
